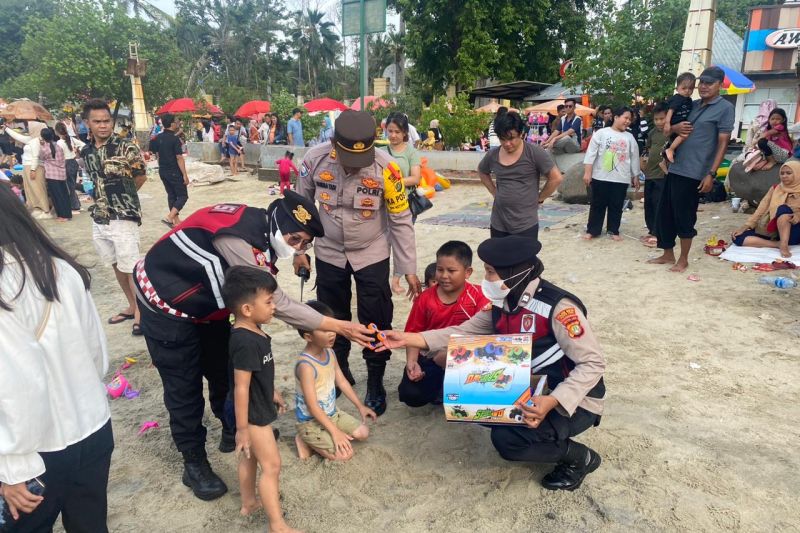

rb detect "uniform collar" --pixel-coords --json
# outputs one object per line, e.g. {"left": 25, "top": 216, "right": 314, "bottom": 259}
{"left": 508, "top": 278, "right": 542, "bottom": 311}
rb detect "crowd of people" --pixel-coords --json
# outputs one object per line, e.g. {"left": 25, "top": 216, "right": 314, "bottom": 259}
{"left": 2, "top": 65, "right": 800, "bottom": 531}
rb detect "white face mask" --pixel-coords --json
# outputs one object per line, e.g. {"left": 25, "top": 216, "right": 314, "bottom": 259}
{"left": 481, "top": 267, "right": 533, "bottom": 305}
{"left": 268, "top": 210, "right": 298, "bottom": 259}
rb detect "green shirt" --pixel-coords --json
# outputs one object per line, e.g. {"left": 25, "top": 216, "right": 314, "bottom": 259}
{"left": 383, "top": 143, "right": 421, "bottom": 182}
{"left": 644, "top": 129, "right": 668, "bottom": 179}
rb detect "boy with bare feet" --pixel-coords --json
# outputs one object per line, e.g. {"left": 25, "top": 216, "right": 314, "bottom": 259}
{"left": 222, "top": 266, "right": 299, "bottom": 532}
{"left": 662, "top": 73, "right": 696, "bottom": 165}
{"left": 294, "top": 301, "right": 376, "bottom": 461}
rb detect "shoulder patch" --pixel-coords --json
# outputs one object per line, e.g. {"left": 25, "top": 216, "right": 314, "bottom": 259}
{"left": 252, "top": 247, "right": 267, "bottom": 267}
{"left": 209, "top": 203, "right": 243, "bottom": 215}
{"left": 555, "top": 307, "right": 584, "bottom": 338}
{"left": 300, "top": 162, "right": 310, "bottom": 178}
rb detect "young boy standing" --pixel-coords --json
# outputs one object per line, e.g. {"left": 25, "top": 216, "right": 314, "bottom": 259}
{"left": 398, "top": 241, "right": 489, "bottom": 407}
{"left": 641, "top": 102, "right": 669, "bottom": 246}
{"left": 294, "top": 300, "right": 377, "bottom": 461}
{"left": 221, "top": 266, "right": 298, "bottom": 532}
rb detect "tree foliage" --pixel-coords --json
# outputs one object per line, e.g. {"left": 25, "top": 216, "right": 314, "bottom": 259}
{"left": 270, "top": 91, "right": 323, "bottom": 144}
{"left": 396, "top": 0, "right": 597, "bottom": 93}
{"left": 717, "top": 0, "right": 781, "bottom": 37}
{"left": 564, "top": 0, "right": 688, "bottom": 105}
{"left": 419, "top": 94, "right": 487, "bottom": 149}
{"left": 1, "top": 0, "right": 186, "bottom": 108}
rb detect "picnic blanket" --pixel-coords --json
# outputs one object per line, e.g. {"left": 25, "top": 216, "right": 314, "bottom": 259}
{"left": 419, "top": 202, "right": 588, "bottom": 230}
{"left": 719, "top": 244, "right": 800, "bottom": 263}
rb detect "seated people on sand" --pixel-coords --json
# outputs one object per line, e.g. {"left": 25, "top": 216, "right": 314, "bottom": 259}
{"left": 731, "top": 161, "right": 800, "bottom": 258}
{"left": 542, "top": 98, "right": 582, "bottom": 154}
{"left": 382, "top": 236, "right": 606, "bottom": 492}
{"left": 399, "top": 241, "right": 489, "bottom": 408}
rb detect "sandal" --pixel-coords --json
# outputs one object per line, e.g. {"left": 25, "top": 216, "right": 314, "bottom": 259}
{"left": 108, "top": 313, "right": 134, "bottom": 324}
{"left": 132, "top": 323, "right": 143, "bottom": 336}
{"left": 160, "top": 219, "right": 174, "bottom": 228}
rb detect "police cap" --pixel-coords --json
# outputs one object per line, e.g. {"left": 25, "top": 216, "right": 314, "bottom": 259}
{"left": 277, "top": 190, "right": 324, "bottom": 238}
{"left": 477, "top": 236, "right": 541, "bottom": 268}
{"left": 333, "top": 110, "right": 376, "bottom": 168}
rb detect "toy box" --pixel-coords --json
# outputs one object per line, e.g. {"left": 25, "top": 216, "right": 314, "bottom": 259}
{"left": 443, "top": 334, "right": 545, "bottom": 424}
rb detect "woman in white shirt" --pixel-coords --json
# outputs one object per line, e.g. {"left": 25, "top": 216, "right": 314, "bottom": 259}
{"left": 2, "top": 125, "right": 50, "bottom": 218}
{"left": 582, "top": 106, "right": 641, "bottom": 241}
{"left": 0, "top": 183, "right": 113, "bottom": 531}
{"left": 54, "top": 122, "right": 85, "bottom": 213}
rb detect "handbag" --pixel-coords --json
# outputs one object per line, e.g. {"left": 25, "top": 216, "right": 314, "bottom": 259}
{"left": 408, "top": 186, "right": 433, "bottom": 216}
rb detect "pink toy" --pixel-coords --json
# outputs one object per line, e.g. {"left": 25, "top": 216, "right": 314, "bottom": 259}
{"left": 106, "top": 374, "right": 130, "bottom": 399}
{"left": 138, "top": 421, "right": 159, "bottom": 435}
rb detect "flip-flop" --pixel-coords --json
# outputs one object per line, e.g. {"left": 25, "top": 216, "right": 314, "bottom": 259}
{"left": 160, "top": 219, "right": 174, "bottom": 228}
{"left": 132, "top": 323, "right": 143, "bottom": 336}
{"left": 108, "top": 313, "right": 134, "bottom": 324}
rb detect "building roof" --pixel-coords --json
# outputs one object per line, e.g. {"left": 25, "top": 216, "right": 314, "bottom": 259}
{"left": 712, "top": 20, "right": 744, "bottom": 71}
{"left": 468, "top": 81, "right": 552, "bottom": 101}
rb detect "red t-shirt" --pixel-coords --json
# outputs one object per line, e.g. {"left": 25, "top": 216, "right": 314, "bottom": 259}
{"left": 404, "top": 282, "right": 489, "bottom": 333}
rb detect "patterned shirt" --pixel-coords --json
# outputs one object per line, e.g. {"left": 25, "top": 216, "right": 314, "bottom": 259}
{"left": 81, "top": 135, "right": 145, "bottom": 225}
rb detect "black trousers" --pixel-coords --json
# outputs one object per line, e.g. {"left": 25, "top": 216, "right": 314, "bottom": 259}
{"left": 65, "top": 159, "right": 81, "bottom": 211}
{"left": 46, "top": 179, "right": 72, "bottom": 219}
{"left": 490, "top": 407, "right": 598, "bottom": 464}
{"left": 490, "top": 223, "right": 539, "bottom": 242}
{"left": 397, "top": 356, "right": 445, "bottom": 407}
{"left": 160, "top": 174, "right": 188, "bottom": 212}
{"left": 655, "top": 172, "right": 700, "bottom": 249}
{"left": 586, "top": 179, "right": 627, "bottom": 236}
{"left": 315, "top": 257, "right": 393, "bottom": 365}
{"left": 13, "top": 420, "right": 113, "bottom": 533}
{"left": 643, "top": 178, "right": 665, "bottom": 235}
{"left": 138, "top": 301, "right": 231, "bottom": 455}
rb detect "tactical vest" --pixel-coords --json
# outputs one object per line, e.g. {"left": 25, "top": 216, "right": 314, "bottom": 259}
{"left": 492, "top": 279, "right": 605, "bottom": 400}
{"left": 139, "top": 203, "right": 274, "bottom": 321}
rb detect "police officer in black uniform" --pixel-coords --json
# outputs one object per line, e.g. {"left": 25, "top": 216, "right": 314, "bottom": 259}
{"left": 135, "top": 192, "right": 374, "bottom": 501}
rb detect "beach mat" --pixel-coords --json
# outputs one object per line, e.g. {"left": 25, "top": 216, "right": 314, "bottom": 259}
{"left": 419, "top": 202, "right": 588, "bottom": 230}
{"left": 719, "top": 245, "right": 800, "bottom": 263}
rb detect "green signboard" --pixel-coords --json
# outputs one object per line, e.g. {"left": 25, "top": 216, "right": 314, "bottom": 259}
{"left": 342, "top": 0, "right": 387, "bottom": 36}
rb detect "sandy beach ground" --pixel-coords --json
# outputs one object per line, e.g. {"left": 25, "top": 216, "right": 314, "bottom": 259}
{"left": 44, "top": 166, "right": 799, "bottom": 532}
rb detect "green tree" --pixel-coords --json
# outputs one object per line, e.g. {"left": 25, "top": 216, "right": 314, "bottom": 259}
{"left": 270, "top": 90, "right": 323, "bottom": 144}
{"left": 396, "top": 0, "right": 596, "bottom": 93}
{"left": 419, "top": 93, "right": 486, "bottom": 149}
{"left": 564, "top": 0, "right": 688, "bottom": 105}
{"left": 118, "top": 0, "right": 174, "bottom": 26}
{"left": 0, "top": 0, "right": 57, "bottom": 88}
{"left": 1, "top": 0, "right": 186, "bottom": 108}
{"left": 289, "top": 8, "right": 341, "bottom": 98}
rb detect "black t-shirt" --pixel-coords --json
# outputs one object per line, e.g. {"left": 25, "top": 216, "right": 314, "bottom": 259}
{"left": 667, "top": 94, "right": 693, "bottom": 125}
{"left": 150, "top": 129, "right": 183, "bottom": 179}
{"left": 228, "top": 327, "right": 276, "bottom": 426}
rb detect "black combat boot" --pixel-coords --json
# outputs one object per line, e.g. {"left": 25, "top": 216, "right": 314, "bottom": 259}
{"left": 364, "top": 360, "right": 387, "bottom": 416}
{"left": 182, "top": 448, "right": 228, "bottom": 501}
{"left": 540, "top": 440, "right": 601, "bottom": 491}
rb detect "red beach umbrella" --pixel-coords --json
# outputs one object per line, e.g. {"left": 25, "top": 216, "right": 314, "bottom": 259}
{"left": 156, "top": 98, "right": 222, "bottom": 115}
{"left": 350, "top": 96, "right": 391, "bottom": 111}
{"left": 235, "top": 100, "right": 271, "bottom": 118}
{"left": 304, "top": 97, "right": 348, "bottom": 113}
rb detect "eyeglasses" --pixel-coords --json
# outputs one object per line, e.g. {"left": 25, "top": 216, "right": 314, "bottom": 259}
{"left": 287, "top": 234, "right": 313, "bottom": 250}
{"left": 564, "top": 105, "right": 575, "bottom": 108}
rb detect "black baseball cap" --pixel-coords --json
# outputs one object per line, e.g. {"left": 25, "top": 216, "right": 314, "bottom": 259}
{"left": 698, "top": 66, "right": 725, "bottom": 84}
{"left": 333, "top": 110, "right": 376, "bottom": 168}
{"left": 477, "top": 236, "right": 542, "bottom": 268}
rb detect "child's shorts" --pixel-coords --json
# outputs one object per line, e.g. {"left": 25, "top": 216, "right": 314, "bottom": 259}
{"left": 296, "top": 411, "right": 361, "bottom": 455}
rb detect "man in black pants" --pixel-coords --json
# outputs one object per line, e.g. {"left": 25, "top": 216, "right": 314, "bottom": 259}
{"left": 296, "top": 110, "right": 421, "bottom": 416}
{"left": 648, "top": 66, "right": 734, "bottom": 272}
{"left": 149, "top": 113, "right": 189, "bottom": 227}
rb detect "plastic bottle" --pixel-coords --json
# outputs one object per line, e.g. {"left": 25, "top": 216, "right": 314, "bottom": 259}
{"left": 758, "top": 276, "right": 797, "bottom": 289}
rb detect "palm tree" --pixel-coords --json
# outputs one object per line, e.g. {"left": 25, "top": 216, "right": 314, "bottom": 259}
{"left": 119, "top": 0, "right": 174, "bottom": 26}
{"left": 289, "top": 9, "right": 340, "bottom": 98}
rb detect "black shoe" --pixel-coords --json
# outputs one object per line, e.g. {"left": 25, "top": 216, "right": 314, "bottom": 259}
{"left": 219, "top": 429, "right": 235, "bottom": 453}
{"left": 182, "top": 457, "right": 228, "bottom": 501}
{"left": 541, "top": 448, "right": 601, "bottom": 491}
{"left": 365, "top": 361, "right": 387, "bottom": 416}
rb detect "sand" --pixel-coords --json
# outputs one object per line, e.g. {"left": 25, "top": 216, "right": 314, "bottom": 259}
{"left": 45, "top": 168, "right": 800, "bottom": 532}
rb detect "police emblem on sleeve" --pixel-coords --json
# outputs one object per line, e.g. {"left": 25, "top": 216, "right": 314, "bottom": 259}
{"left": 521, "top": 314, "right": 536, "bottom": 333}
{"left": 252, "top": 247, "right": 267, "bottom": 267}
{"left": 293, "top": 205, "right": 312, "bottom": 225}
{"left": 300, "top": 162, "right": 310, "bottom": 178}
{"left": 555, "top": 308, "right": 584, "bottom": 338}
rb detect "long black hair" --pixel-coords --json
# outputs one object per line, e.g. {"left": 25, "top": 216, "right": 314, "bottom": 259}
{"left": 40, "top": 127, "right": 57, "bottom": 158}
{"left": 54, "top": 122, "right": 73, "bottom": 152}
{"left": 385, "top": 112, "right": 410, "bottom": 142}
{"left": 0, "top": 184, "right": 91, "bottom": 309}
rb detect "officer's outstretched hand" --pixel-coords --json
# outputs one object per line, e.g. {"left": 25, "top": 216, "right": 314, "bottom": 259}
{"left": 515, "top": 395, "right": 559, "bottom": 429}
{"left": 404, "top": 274, "right": 422, "bottom": 301}
{"left": 335, "top": 320, "right": 375, "bottom": 347}
{"left": 293, "top": 253, "right": 311, "bottom": 275}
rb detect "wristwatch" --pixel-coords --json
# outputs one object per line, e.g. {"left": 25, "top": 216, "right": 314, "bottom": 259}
{"left": 708, "top": 170, "right": 717, "bottom": 178}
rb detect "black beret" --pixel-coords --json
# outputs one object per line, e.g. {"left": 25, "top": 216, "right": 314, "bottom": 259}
{"left": 277, "top": 190, "right": 324, "bottom": 238}
{"left": 477, "top": 236, "right": 541, "bottom": 268}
